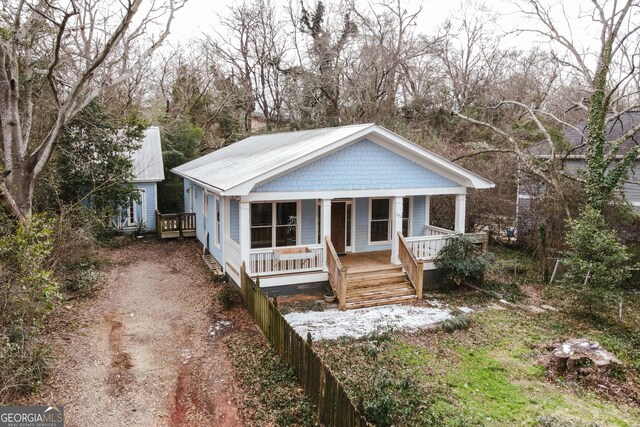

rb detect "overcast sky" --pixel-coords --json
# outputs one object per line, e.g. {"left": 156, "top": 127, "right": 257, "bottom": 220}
{"left": 166, "top": 0, "right": 600, "bottom": 55}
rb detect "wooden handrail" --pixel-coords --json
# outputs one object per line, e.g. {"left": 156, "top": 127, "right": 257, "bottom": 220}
{"left": 398, "top": 232, "right": 423, "bottom": 300}
{"left": 325, "top": 236, "right": 348, "bottom": 310}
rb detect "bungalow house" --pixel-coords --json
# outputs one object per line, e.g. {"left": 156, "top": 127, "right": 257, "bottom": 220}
{"left": 112, "top": 126, "right": 165, "bottom": 233}
{"left": 517, "top": 112, "right": 640, "bottom": 238}
{"left": 172, "top": 124, "right": 494, "bottom": 309}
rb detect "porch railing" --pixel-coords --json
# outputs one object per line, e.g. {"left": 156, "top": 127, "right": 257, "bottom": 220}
{"left": 325, "top": 237, "right": 347, "bottom": 310}
{"left": 406, "top": 232, "right": 489, "bottom": 261}
{"left": 249, "top": 244, "right": 324, "bottom": 276}
{"left": 156, "top": 210, "right": 196, "bottom": 239}
{"left": 424, "top": 224, "right": 456, "bottom": 236}
{"left": 398, "top": 232, "right": 423, "bottom": 300}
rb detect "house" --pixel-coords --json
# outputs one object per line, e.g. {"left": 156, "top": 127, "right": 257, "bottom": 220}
{"left": 517, "top": 112, "right": 640, "bottom": 237}
{"left": 112, "top": 126, "right": 165, "bottom": 232}
{"left": 172, "top": 124, "right": 494, "bottom": 309}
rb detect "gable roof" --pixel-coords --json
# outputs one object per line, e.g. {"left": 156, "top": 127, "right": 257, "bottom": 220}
{"left": 172, "top": 124, "right": 494, "bottom": 195}
{"left": 566, "top": 111, "right": 640, "bottom": 157}
{"left": 530, "top": 111, "right": 640, "bottom": 158}
{"left": 131, "top": 126, "right": 164, "bottom": 182}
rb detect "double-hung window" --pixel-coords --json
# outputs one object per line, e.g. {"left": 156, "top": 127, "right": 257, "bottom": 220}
{"left": 402, "top": 197, "right": 411, "bottom": 237}
{"left": 250, "top": 202, "right": 298, "bottom": 248}
{"left": 215, "top": 197, "right": 221, "bottom": 247}
{"left": 370, "top": 198, "right": 390, "bottom": 242}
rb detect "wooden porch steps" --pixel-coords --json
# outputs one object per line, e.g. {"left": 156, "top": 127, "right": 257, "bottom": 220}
{"left": 344, "top": 265, "right": 417, "bottom": 309}
{"left": 202, "top": 253, "right": 223, "bottom": 276}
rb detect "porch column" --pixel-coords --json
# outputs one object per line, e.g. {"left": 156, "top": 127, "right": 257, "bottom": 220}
{"left": 321, "top": 199, "right": 331, "bottom": 270}
{"left": 239, "top": 201, "right": 251, "bottom": 273}
{"left": 391, "top": 196, "right": 403, "bottom": 264}
{"left": 454, "top": 194, "right": 466, "bottom": 233}
{"left": 425, "top": 195, "right": 431, "bottom": 228}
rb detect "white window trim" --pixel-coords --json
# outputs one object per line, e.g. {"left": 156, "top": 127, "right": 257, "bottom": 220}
{"left": 124, "top": 189, "right": 146, "bottom": 228}
{"left": 250, "top": 200, "right": 301, "bottom": 248}
{"left": 402, "top": 196, "right": 412, "bottom": 237}
{"left": 203, "top": 190, "right": 209, "bottom": 218}
{"left": 214, "top": 195, "right": 221, "bottom": 248}
{"left": 368, "top": 197, "right": 391, "bottom": 244}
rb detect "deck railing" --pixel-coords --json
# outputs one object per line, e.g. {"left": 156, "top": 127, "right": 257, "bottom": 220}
{"left": 398, "top": 232, "right": 423, "bottom": 300}
{"left": 249, "top": 244, "right": 324, "bottom": 276}
{"left": 325, "top": 237, "right": 348, "bottom": 310}
{"left": 406, "top": 232, "right": 489, "bottom": 261}
{"left": 425, "top": 224, "right": 456, "bottom": 236}
{"left": 156, "top": 210, "right": 196, "bottom": 239}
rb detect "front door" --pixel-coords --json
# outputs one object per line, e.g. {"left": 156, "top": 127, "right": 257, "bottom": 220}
{"left": 331, "top": 202, "right": 346, "bottom": 254}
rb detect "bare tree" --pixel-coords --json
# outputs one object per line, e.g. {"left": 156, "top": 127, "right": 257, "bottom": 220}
{"left": 0, "top": 0, "right": 185, "bottom": 221}
{"left": 454, "top": 0, "right": 640, "bottom": 215}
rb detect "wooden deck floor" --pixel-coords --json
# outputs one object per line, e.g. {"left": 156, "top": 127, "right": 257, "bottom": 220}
{"left": 340, "top": 250, "right": 393, "bottom": 270}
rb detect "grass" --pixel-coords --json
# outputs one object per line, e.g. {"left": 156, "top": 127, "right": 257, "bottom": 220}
{"left": 314, "top": 246, "right": 640, "bottom": 426}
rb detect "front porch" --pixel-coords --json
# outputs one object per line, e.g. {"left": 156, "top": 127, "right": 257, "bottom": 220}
{"left": 222, "top": 193, "right": 487, "bottom": 309}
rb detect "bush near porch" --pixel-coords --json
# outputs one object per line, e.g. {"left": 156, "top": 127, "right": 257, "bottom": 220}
{"left": 312, "top": 246, "right": 640, "bottom": 426}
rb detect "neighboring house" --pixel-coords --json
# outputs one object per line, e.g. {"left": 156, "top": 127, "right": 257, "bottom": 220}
{"left": 112, "top": 126, "right": 165, "bottom": 232}
{"left": 172, "top": 124, "right": 494, "bottom": 308}
{"left": 517, "top": 112, "right": 640, "bottom": 237}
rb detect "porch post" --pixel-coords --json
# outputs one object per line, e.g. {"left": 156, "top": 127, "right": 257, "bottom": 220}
{"left": 425, "top": 195, "right": 431, "bottom": 228}
{"left": 391, "top": 196, "right": 403, "bottom": 264}
{"left": 454, "top": 194, "right": 466, "bottom": 233}
{"left": 239, "top": 201, "right": 251, "bottom": 273}
{"left": 321, "top": 199, "right": 332, "bottom": 270}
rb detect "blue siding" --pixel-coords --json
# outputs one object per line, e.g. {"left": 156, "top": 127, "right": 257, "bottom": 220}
{"left": 301, "top": 199, "right": 317, "bottom": 245}
{"left": 230, "top": 198, "right": 239, "bottom": 243}
{"left": 188, "top": 181, "right": 225, "bottom": 266}
{"left": 203, "top": 194, "right": 224, "bottom": 264}
{"left": 354, "top": 198, "right": 391, "bottom": 252}
{"left": 412, "top": 196, "right": 426, "bottom": 237}
{"left": 253, "top": 139, "right": 458, "bottom": 192}
{"left": 183, "top": 178, "right": 192, "bottom": 212}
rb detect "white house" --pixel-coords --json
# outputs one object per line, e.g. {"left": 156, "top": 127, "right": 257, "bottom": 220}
{"left": 172, "top": 124, "right": 493, "bottom": 309}
{"left": 112, "top": 126, "right": 165, "bottom": 232}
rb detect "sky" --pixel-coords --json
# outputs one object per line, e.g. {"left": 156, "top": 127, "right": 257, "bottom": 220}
{"left": 168, "top": 0, "right": 474, "bottom": 44}
{"left": 165, "top": 0, "right": 604, "bottom": 63}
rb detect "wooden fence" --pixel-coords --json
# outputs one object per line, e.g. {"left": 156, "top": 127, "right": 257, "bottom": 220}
{"left": 240, "top": 263, "right": 371, "bottom": 427}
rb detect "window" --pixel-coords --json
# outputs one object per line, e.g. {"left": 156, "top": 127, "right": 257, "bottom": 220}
{"left": 370, "top": 198, "right": 390, "bottom": 242}
{"left": 251, "top": 203, "right": 272, "bottom": 248}
{"left": 346, "top": 203, "right": 352, "bottom": 248}
{"left": 250, "top": 202, "right": 298, "bottom": 248}
{"left": 215, "top": 197, "right": 221, "bottom": 247}
{"left": 128, "top": 198, "right": 136, "bottom": 225}
{"left": 402, "top": 197, "right": 411, "bottom": 237}
{"left": 316, "top": 204, "right": 321, "bottom": 244}
{"left": 203, "top": 192, "right": 209, "bottom": 217}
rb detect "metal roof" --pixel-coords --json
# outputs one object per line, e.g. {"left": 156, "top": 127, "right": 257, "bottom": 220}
{"left": 131, "top": 126, "right": 164, "bottom": 182}
{"left": 172, "top": 123, "right": 493, "bottom": 194}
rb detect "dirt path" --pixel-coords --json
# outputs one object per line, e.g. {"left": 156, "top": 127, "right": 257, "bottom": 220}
{"left": 40, "top": 239, "right": 243, "bottom": 427}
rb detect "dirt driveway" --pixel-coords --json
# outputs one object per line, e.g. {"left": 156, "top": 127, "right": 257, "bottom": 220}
{"left": 42, "top": 239, "right": 243, "bottom": 427}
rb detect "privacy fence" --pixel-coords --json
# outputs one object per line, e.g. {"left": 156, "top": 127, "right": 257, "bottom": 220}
{"left": 240, "top": 263, "right": 372, "bottom": 427}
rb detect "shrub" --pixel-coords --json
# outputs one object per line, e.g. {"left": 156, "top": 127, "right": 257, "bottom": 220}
{"left": 435, "top": 236, "right": 493, "bottom": 287}
{"left": 217, "top": 283, "right": 241, "bottom": 309}
{"left": 561, "top": 207, "right": 637, "bottom": 314}
{"left": 442, "top": 315, "right": 471, "bottom": 332}
{"left": 0, "top": 215, "right": 59, "bottom": 402}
